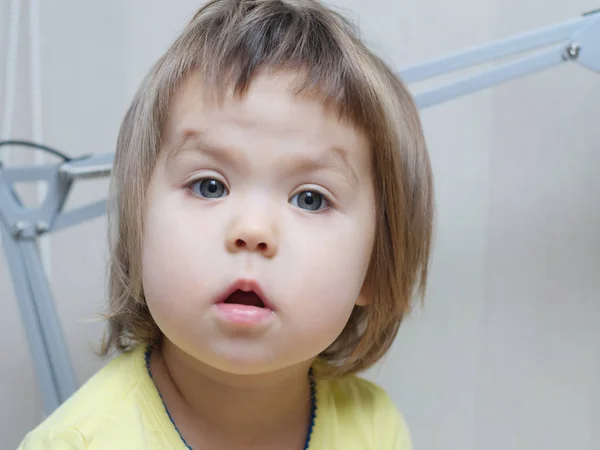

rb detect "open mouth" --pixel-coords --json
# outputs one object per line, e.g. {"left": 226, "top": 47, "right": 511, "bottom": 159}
{"left": 223, "top": 290, "right": 266, "bottom": 308}
{"left": 215, "top": 280, "right": 274, "bottom": 324}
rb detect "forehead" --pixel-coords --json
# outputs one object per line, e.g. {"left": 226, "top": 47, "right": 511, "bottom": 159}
{"left": 161, "top": 71, "right": 371, "bottom": 166}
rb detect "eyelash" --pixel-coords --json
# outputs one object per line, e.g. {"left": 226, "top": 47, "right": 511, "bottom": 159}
{"left": 184, "top": 177, "right": 334, "bottom": 212}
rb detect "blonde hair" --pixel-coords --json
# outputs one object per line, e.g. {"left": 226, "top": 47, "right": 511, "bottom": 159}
{"left": 102, "top": 0, "right": 434, "bottom": 377}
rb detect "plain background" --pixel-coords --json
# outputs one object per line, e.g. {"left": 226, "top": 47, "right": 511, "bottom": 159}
{"left": 1, "top": 0, "right": 599, "bottom": 449}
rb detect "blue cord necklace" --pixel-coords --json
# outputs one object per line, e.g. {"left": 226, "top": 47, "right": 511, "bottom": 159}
{"left": 145, "top": 347, "right": 317, "bottom": 450}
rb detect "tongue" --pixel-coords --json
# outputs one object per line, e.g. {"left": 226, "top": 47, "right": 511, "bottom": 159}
{"left": 224, "top": 290, "right": 265, "bottom": 308}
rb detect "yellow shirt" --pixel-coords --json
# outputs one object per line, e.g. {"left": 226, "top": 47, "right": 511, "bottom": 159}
{"left": 18, "top": 346, "right": 412, "bottom": 449}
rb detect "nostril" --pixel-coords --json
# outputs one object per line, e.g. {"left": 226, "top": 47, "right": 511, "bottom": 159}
{"left": 232, "top": 238, "right": 269, "bottom": 252}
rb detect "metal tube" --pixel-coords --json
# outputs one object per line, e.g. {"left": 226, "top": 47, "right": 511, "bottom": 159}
{"left": 53, "top": 199, "right": 108, "bottom": 232}
{"left": 58, "top": 153, "right": 114, "bottom": 181}
{"left": 400, "top": 14, "right": 596, "bottom": 83}
{"left": 20, "top": 240, "right": 78, "bottom": 403}
{"left": 415, "top": 45, "right": 565, "bottom": 109}
{"left": 1, "top": 229, "right": 61, "bottom": 413}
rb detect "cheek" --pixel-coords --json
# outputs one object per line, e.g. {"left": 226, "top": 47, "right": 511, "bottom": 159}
{"left": 141, "top": 193, "right": 224, "bottom": 316}
{"left": 314, "top": 201, "right": 376, "bottom": 289}
{"left": 277, "top": 209, "right": 376, "bottom": 332}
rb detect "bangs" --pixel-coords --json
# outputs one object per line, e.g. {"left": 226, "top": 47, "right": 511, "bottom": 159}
{"left": 161, "top": 0, "right": 381, "bottom": 134}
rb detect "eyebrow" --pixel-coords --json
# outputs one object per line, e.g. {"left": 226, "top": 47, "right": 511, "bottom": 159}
{"left": 167, "top": 129, "right": 359, "bottom": 185}
{"left": 166, "top": 130, "right": 247, "bottom": 168}
{"left": 281, "top": 147, "right": 359, "bottom": 187}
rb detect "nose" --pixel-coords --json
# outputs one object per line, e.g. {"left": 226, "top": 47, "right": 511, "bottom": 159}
{"left": 225, "top": 210, "right": 279, "bottom": 258}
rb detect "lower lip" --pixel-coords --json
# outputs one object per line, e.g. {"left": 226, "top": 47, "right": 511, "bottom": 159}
{"left": 214, "top": 303, "right": 274, "bottom": 326}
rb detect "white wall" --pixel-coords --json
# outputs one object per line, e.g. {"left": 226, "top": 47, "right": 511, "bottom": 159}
{"left": 1, "top": 1, "right": 599, "bottom": 449}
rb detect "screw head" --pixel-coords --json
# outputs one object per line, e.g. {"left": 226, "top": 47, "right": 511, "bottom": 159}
{"left": 12, "top": 221, "right": 27, "bottom": 237}
{"left": 566, "top": 42, "right": 580, "bottom": 59}
{"left": 36, "top": 221, "right": 50, "bottom": 234}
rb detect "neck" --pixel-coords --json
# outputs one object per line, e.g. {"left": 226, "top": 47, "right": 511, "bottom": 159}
{"left": 149, "top": 339, "right": 314, "bottom": 449}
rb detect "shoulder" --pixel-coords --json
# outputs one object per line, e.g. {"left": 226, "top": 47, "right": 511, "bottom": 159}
{"left": 18, "top": 346, "right": 159, "bottom": 449}
{"left": 323, "top": 373, "right": 391, "bottom": 405}
{"left": 321, "top": 374, "right": 402, "bottom": 421}
{"left": 314, "top": 375, "right": 412, "bottom": 450}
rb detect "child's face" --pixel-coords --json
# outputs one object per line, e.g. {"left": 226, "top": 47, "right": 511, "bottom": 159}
{"left": 142, "top": 71, "right": 376, "bottom": 374}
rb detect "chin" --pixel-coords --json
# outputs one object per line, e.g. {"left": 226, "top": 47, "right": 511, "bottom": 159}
{"left": 205, "top": 344, "right": 300, "bottom": 375}
{"left": 174, "top": 337, "right": 314, "bottom": 376}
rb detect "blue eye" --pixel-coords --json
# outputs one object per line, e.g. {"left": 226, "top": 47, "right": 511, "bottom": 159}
{"left": 190, "top": 178, "right": 228, "bottom": 198}
{"left": 290, "top": 190, "right": 329, "bottom": 211}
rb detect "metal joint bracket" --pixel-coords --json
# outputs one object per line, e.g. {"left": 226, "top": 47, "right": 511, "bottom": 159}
{"left": 572, "top": 14, "right": 600, "bottom": 72}
{"left": 0, "top": 160, "right": 78, "bottom": 413}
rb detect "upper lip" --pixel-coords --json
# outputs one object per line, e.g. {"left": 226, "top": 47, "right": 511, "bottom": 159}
{"left": 215, "top": 279, "right": 274, "bottom": 310}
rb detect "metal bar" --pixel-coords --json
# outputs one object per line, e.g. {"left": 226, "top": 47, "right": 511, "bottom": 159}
{"left": 20, "top": 239, "right": 77, "bottom": 403}
{"left": 53, "top": 199, "right": 108, "bottom": 231}
{"left": 38, "top": 169, "right": 72, "bottom": 231}
{"left": 1, "top": 229, "right": 61, "bottom": 413}
{"left": 415, "top": 45, "right": 565, "bottom": 109}
{"left": 1, "top": 164, "right": 57, "bottom": 182}
{"left": 0, "top": 167, "right": 31, "bottom": 227}
{"left": 400, "top": 14, "right": 596, "bottom": 83}
{"left": 59, "top": 153, "right": 114, "bottom": 181}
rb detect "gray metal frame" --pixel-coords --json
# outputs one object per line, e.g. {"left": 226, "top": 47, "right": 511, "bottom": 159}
{"left": 1, "top": 9, "right": 598, "bottom": 416}
{"left": 0, "top": 152, "right": 113, "bottom": 413}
